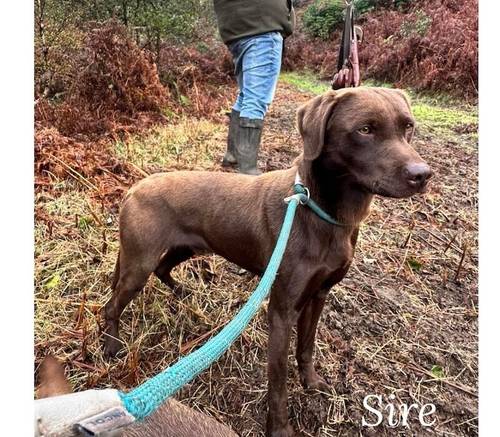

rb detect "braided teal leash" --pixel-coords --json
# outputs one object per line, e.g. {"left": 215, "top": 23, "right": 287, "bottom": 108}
{"left": 34, "top": 178, "right": 348, "bottom": 435}
{"left": 119, "top": 191, "right": 307, "bottom": 420}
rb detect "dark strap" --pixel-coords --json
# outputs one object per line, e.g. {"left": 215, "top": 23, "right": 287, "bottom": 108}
{"left": 293, "top": 184, "right": 348, "bottom": 227}
{"left": 337, "top": 3, "right": 355, "bottom": 71}
{"left": 331, "top": 1, "right": 361, "bottom": 90}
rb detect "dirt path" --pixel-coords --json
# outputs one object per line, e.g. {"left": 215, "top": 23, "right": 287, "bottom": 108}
{"left": 35, "top": 76, "right": 478, "bottom": 436}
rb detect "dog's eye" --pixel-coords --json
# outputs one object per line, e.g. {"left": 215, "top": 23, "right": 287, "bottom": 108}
{"left": 358, "top": 126, "right": 372, "bottom": 135}
{"left": 405, "top": 122, "right": 414, "bottom": 130}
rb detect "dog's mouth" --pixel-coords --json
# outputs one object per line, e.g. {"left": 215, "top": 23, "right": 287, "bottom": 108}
{"left": 371, "top": 178, "right": 430, "bottom": 198}
{"left": 410, "top": 178, "right": 431, "bottom": 193}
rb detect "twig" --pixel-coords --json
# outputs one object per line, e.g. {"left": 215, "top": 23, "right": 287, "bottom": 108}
{"left": 424, "top": 229, "right": 460, "bottom": 254}
{"left": 97, "top": 166, "right": 128, "bottom": 184}
{"left": 48, "top": 154, "right": 99, "bottom": 192}
{"left": 443, "top": 233, "right": 458, "bottom": 254}
{"left": 128, "top": 161, "right": 150, "bottom": 177}
{"left": 454, "top": 243, "right": 468, "bottom": 281}
{"left": 102, "top": 230, "right": 108, "bottom": 254}
{"left": 402, "top": 221, "right": 415, "bottom": 249}
{"left": 180, "top": 324, "right": 224, "bottom": 354}
{"left": 84, "top": 199, "right": 104, "bottom": 227}
{"left": 415, "top": 233, "right": 440, "bottom": 251}
{"left": 396, "top": 243, "right": 411, "bottom": 278}
{"left": 72, "top": 361, "right": 102, "bottom": 373}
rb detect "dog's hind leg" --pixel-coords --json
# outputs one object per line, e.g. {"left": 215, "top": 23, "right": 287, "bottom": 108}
{"left": 154, "top": 246, "right": 194, "bottom": 294}
{"left": 296, "top": 288, "right": 331, "bottom": 392}
{"left": 103, "top": 253, "right": 153, "bottom": 358}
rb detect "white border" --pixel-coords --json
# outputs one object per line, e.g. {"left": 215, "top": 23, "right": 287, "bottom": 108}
{"left": 478, "top": 1, "right": 499, "bottom": 435}
{"left": 0, "top": 1, "right": 491, "bottom": 436}
{"left": 0, "top": 1, "right": 34, "bottom": 436}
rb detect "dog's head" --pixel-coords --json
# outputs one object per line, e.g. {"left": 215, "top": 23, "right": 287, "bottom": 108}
{"left": 297, "top": 87, "right": 432, "bottom": 198}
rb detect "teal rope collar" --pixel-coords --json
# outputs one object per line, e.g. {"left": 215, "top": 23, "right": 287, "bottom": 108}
{"left": 292, "top": 173, "right": 347, "bottom": 227}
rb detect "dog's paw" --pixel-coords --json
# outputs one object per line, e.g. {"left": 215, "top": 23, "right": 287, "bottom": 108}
{"left": 300, "top": 371, "right": 331, "bottom": 393}
{"left": 169, "top": 281, "right": 191, "bottom": 298}
{"left": 267, "top": 424, "right": 295, "bottom": 437}
{"left": 103, "top": 337, "right": 123, "bottom": 359}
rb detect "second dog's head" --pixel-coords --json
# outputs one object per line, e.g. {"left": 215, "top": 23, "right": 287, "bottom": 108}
{"left": 297, "top": 87, "right": 432, "bottom": 198}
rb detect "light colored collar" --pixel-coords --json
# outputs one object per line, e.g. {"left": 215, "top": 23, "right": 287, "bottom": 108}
{"left": 294, "top": 171, "right": 303, "bottom": 186}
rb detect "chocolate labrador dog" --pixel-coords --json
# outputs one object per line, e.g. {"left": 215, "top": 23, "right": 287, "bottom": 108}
{"left": 103, "top": 87, "right": 431, "bottom": 436}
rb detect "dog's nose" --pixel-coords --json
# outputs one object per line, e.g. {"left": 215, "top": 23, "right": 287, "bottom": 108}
{"left": 403, "top": 162, "right": 433, "bottom": 187}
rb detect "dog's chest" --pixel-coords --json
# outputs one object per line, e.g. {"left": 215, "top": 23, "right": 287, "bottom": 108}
{"left": 319, "top": 228, "right": 357, "bottom": 278}
{"left": 307, "top": 230, "right": 354, "bottom": 275}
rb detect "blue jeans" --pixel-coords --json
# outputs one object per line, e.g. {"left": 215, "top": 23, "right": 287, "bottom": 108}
{"left": 229, "top": 31, "right": 283, "bottom": 120}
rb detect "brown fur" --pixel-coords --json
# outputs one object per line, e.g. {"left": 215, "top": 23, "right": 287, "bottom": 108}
{"left": 36, "top": 356, "right": 237, "bottom": 436}
{"left": 103, "top": 87, "right": 432, "bottom": 436}
{"left": 37, "top": 355, "right": 72, "bottom": 400}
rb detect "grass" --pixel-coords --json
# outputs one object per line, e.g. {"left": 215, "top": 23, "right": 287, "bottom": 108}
{"left": 281, "top": 71, "right": 331, "bottom": 95}
{"left": 411, "top": 103, "right": 478, "bottom": 143}
{"left": 115, "top": 118, "right": 225, "bottom": 172}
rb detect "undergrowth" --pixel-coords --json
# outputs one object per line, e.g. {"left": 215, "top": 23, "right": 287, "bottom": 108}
{"left": 115, "top": 119, "right": 225, "bottom": 173}
{"left": 284, "top": 0, "right": 478, "bottom": 99}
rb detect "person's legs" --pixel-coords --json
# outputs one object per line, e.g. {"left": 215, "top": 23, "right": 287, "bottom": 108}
{"left": 232, "top": 61, "right": 244, "bottom": 113}
{"left": 227, "top": 32, "right": 283, "bottom": 174}
{"left": 238, "top": 32, "right": 283, "bottom": 120}
{"left": 221, "top": 40, "right": 245, "bottom": 167}
{"left": 221, "top": 108, "right": 240, "bottom": 167}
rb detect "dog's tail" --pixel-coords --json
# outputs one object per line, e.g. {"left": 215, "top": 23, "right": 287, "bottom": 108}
{"left": 111, "top": 251, "right": 120, "bottom": 290}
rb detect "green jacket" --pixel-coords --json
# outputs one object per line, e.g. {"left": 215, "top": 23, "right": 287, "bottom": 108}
{"left": 213, "top": 0, "right": 295, "bottom": 44}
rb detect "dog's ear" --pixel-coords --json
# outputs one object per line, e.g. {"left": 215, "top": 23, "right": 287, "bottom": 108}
{"left": 37, "top": 355, "right": 73, "bottom": 399}
{"left": 297, "top": 91, "right": 341, "bottom": 161}
{"left": 392, "top": 88, "right": 415, "bottom": 141}
{"left": 392, "top": 88, "right": 412, "bottom": 111}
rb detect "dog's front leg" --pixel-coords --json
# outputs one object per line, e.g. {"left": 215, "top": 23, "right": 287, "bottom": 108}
{"left": 266, "top": 287, "right": 295, "bottom": 437}
{"left": 296, "top": 288, "right": 330, "bottom": 392}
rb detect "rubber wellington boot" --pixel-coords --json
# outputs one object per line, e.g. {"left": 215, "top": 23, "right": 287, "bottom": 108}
{"left": 221, "top": 109, "right": 240, "bottom": 167}
{"left": 236, "top": 117, "right": 264, "bottom": 175}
